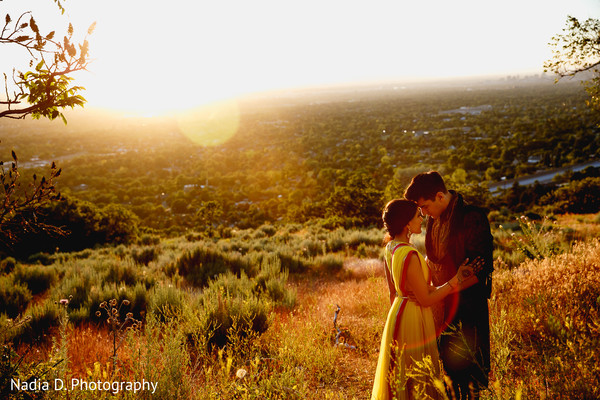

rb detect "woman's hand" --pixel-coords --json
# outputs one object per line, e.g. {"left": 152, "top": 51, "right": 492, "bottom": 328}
{"left": 456, "top": 257, "right": 483, "bottom": 285}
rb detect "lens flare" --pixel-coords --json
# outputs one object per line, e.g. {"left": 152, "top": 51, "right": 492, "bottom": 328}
{"left": 175, "top": 100, "right": 241, "bottom": 146}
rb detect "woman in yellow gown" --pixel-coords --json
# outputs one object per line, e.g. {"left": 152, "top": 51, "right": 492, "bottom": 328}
{"left": 371, "top": 199, "right": 480, "bottom": 400}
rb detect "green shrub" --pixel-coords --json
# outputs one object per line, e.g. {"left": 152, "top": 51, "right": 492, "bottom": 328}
{"left": 67, "top": 306, "right": 90, "bottom": 324}
{"left": 0, "top": 257, "right": 16, "bottom": 274}
{"left": 72, "top": 249, "right": 93, "bottom": 259}
{"left": 26, "top": 252, "right": 54, "bottom": 266}
{"left": 176, "top": 246, "right": 252, "bottom": 287}
{"left": 209, "top": 272, "right": 255, "bottom": 298}
{"left": 139, "top": 233, "right": 161, "bottom": 245}
{"left": 52, "top": 267, "right": 100, "bottom": 311}
{"left": 356, "top": 243, "right": 368, "bottom": 258}
{"left": 0, "top": 276, "right": 32, "bottom": 318}
{"left": 104, "top": 260, "right": 139, "bottom": 286}
{"left": 201, "top": 288, "right": 271, "bottom": 349}
{"left": 300, "top": 238, "right": 324, "bottom": 257}
{"left": 18, "top": 301, "right": 62, "bottom": 343}
{"left": 132, "top": 246, "right": 160, "bottom": 266}
{"left": 259, "top": 224, "right": 277, "bottom": 237}
{"left": 12, "top": 264, "right": 58, "bottom": 295}
{"left": 253, "top": 256, "right": 296, "bottom": 308}
{"left": 313, "top": 254, "right": 344, "bottom": 274}
{"left": 346, "top": 229, "right": 381, "bottom": 249}
{"left": 326, "top": 230, "right": 347, "bottom": 253}
{"left": 274, "top": 251, "right": 307, "bottom": 274}
{"left": 150, "top": 284, "right": 186, "bottom": 322}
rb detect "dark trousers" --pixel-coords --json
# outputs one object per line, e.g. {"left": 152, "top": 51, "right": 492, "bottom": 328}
{"left": 439, "top": 322, "right": 489, "bottom": 400}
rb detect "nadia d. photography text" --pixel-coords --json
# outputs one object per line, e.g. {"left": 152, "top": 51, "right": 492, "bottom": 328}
{"left": 11, "top": 378, "right": 158, "bottom": 394}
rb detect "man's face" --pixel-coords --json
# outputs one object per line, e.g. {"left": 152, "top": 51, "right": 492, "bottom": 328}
{"left": 417, "top": 192, "right": 446, "bottom": 219}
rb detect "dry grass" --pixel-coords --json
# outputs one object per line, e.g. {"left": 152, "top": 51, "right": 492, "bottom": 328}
{"left": 258, "top": 259, "right": 389, "bottom": 399}
{"left": 490, "top": 239, "right": 600, "bottom": 399}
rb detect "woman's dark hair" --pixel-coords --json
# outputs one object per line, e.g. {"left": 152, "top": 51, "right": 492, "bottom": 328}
{"left": 404, "top": 171, "right": 447, "bottom": 202}
{"left": 382, "top": 199, "right": 418, "bottom": 244}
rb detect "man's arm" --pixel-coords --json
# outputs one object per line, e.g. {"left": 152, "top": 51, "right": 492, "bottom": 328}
{"left": 463, "top": 208, "right": 494, "bottom": 296}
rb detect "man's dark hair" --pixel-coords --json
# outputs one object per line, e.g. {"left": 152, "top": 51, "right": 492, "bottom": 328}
{"left": 404, "top": 171, "right": 448, "bottom": 201}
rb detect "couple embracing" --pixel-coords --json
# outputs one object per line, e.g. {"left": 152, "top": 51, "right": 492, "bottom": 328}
{"left": 371, "top": 171, "right": 493, "bottom": 400}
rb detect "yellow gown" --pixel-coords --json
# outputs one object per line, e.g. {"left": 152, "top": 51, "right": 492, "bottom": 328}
{"left": 371, "top": 241, "right": 441, "bottom": 400}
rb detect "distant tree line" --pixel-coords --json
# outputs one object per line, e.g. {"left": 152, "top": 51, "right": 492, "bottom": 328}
{"left": 1, "top": 81, "right": 599, "bottom": 257}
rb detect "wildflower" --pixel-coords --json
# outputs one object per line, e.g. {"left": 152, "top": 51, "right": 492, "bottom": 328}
{"left": 122, "top": 299, "right": 130, "bottom": 306}
{"left": 236, "top": 368, "right": 247, "bottom": 379}
{"left": 95, "top": 311, "right": 102, "bottom": 317}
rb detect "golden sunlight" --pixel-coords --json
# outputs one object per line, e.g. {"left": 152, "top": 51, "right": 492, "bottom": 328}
{"left": 6, "top": 0, "right": 595, "bottom": 117}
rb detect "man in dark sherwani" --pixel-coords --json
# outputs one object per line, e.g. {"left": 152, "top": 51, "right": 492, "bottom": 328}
{"left": 405, "top": 171, "right": 493, "bottom": 400}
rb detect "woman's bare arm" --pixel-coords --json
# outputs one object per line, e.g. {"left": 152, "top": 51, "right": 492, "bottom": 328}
{"left": 405, "top": 253, "right": 457, "bottom": 307}
{"left": 384, "top": 261, "right": 396, "bottom": 305}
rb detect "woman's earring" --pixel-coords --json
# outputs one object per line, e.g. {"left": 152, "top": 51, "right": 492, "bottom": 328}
{"left": 407, "top": 226, "right": 412, "bottom": 238}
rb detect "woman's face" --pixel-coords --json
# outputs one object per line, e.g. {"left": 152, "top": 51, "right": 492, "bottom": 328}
{"left": 408, "top": 208, "right": 423, "bottom": 234}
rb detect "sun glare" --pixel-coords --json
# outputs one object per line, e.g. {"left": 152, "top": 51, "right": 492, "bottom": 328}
{"left": 6, "top": 0, "right": 595, "bottom": 117}
{"left": 175, "top": 100, "right": 241, "bottom": 147}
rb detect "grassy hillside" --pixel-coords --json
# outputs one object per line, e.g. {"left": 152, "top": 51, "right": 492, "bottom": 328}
{"left": 1, "top": 213, "right": 599, "bottom": 399}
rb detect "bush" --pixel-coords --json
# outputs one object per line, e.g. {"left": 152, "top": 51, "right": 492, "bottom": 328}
{"left": 52, "top": 267, "right": 100, "bottom": 311}
{"left": 139, "top": 233, "right": 161, "bottom": 246}
{"left": 0, "top": 257, "right": 16, "bottom": 274}
{"left": 254, "top": 256, "right": 295, "bottom": 307}
{"left": 0, "top": 276, "right": 32, "bottom": 318}
{"left": 17, "top": 301, "right": 63, "bottom": 343}
{"left": 176, "top": 246, "right": 252, "bottom": 287}
{"left": 27, "top": 252, "right": 54, "bottom": 266}
{"left": 104, "top": 260, "right": 139, "bottom": 286}
{"left": 12, "top": 264, "right": 58, "bottom": 295}
{"left": 274, "top": 251, "right": 307, "bottom": 274}
{"left": 132, "top": 246, "right": 160, "bottom": 266}
{"left": 312, "top": 254, "right": 344, "bottom": 275}
{"left": 300, "top": 238, "right": 324, "bottom": 257}
{"left": 259, "top": 224, "right": 277, "bottom": 237}
{"left": 326, "top": 229, "right": 347, "bottom": 253}
{"left": 150, "top": 284, "right": 186, "bottom": 322}
{"left": 201, "top": 287, "right": 271, "bottom": 349}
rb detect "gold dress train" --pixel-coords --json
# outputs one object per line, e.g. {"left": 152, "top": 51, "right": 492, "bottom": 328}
{"left": 371, "top": 241, "right": 441, "bottom": 400}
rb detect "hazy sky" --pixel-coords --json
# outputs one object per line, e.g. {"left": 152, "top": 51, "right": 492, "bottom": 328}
{"left": 2, "top": 0, "right": 599, "bottom": 115}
